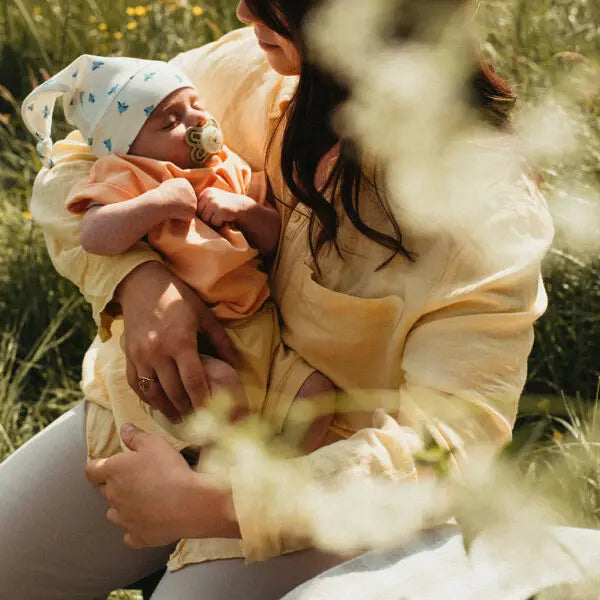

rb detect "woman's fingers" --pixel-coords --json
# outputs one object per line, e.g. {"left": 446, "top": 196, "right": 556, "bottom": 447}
{"left": 197, "top": 307, "right": 241, "bottom": 368}
{"left": 155, "top": 359, "right": 194, "bottom": 417}
{"left": 176, "top": 349, "right": 210, "bottom": 411}
{"left": 106, "top": 507, "right": 122, "bottom": 527}
{"left": 124, "top": 532, "right": 145, "bottom": 549}
{"left": 85, "top": 458, "right": 108, "bottom": 484}
{"left": 127, "top": 354, "right": 182, "bottom": 423}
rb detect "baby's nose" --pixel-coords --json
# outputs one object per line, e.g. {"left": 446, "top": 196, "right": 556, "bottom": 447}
{"left": 189, "top": 111, "right": 208, "bottom": 128}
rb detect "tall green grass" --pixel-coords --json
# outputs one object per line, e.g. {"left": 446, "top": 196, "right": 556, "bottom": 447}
{"left": 478, "top": 0, "right": 600, "bottom": 403}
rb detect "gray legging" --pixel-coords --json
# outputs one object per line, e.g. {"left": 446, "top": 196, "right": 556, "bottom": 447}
{"left": 0, "top": 402, "right": 343, "bottom": 599}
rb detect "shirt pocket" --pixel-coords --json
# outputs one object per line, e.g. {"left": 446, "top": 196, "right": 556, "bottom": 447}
{"left": 279, "top": 260, "right": 405, "bottom": 391}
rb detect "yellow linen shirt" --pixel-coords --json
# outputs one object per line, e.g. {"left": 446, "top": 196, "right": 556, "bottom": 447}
{"left": 30, "top": 27, "right": 554, "bottom": 567}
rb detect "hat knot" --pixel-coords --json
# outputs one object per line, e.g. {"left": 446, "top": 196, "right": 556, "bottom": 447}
{"left": 36, "top": 137, "right": 54, "bottom": 168}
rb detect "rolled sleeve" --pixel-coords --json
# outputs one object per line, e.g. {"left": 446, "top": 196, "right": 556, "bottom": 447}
{"left": 30, "top": 132, "right": 163, "bottom": 335}
{"left": 230, "top": 176, "right": 554, "bottom": 562}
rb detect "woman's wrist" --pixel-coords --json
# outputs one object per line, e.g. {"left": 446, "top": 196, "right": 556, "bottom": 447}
{"left": 114, "top": 260, "right": 167, "bottom": 306}
{"left": 186, "top": 473, "right": 241, "bottom": 539}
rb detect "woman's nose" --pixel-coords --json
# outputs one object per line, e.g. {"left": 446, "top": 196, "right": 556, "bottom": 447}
{"left": 236, "top": 1, "right": 253, "bottom": 25}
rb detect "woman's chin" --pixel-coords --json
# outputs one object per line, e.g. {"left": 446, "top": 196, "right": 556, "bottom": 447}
{"left": 261, "top": 47, "right": 300, "bottom": 77}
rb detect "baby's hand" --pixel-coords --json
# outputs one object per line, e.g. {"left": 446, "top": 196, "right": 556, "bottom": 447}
{"left": 196, "top": 187, "right": 256, "bottom": 229}
{"left": 157, "top": 178, "right": 198, "bottom": 221}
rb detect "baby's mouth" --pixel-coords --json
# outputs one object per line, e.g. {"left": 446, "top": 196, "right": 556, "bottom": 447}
{"left": 185, "top": 118, "right": 224, "bottom": 167}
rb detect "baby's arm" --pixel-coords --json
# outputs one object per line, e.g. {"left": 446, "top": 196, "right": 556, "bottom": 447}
{"left": 196, "top": 188, "right": 281, "bottom": 257}
{"left": 196, "top": 172, "right": 280, "bottom": 257}
{"left": 80, "top": 179, "right": 198, "bottom": 255}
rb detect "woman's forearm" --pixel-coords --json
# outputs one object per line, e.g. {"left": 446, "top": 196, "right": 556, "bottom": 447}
{"left": 186, "top": 475, "right": 241, "bottom": 539}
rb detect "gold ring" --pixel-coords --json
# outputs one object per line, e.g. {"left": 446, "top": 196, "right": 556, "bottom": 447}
{"left": 137, "top": 376, "right": 158, "bottom": 393}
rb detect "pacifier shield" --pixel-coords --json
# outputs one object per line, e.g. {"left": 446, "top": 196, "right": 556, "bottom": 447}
{"left": 185, "top": 118, "right": 224, "bottom": 167}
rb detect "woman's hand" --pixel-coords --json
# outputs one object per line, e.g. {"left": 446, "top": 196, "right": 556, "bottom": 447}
{"left": 116, "top": 261, "right": 240, "bottom": 422}
{"left": 85, "top": 424, "right": 240, "bottom": 548}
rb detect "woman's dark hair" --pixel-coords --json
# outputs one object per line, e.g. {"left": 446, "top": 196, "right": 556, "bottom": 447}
{"left": 245, "top": 0, "right": 516, "bottom": 269}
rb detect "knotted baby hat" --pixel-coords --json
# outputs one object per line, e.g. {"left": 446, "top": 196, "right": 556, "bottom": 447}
{"left": 21, "top": 54, "right": 194, "bottom": 167}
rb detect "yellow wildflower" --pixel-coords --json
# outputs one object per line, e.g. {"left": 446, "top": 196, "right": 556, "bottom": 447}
{"left": 0, "top": 113, "right": 10, "bottom": 125}
{"left": 134, "top": 5, "right": 147, "bottom": 16}
{"left": 88, "top": 15, "right": 97, "bottom": 23}
{"left": 191, "top": 5, "right": 204, "bottom": 16}
{"left": 126, "top": 21, "right": 138, "bottom": 30}
{"left": 23, "top": 210, "right": 32, "bottom": 220}
{"left": 114, "top": 31, "right": 124, "bottom": 40}
{"left": 536, "top": 398, "right": 550, "bottom": 411}
{"left": 98, "top": 22, "right": 108, "bottom": 31}
{"left": 552, "top": 430, "right": 564, "bottom": 442}
{"left": 126, "top": 7, "right": 136, "bottom": 16}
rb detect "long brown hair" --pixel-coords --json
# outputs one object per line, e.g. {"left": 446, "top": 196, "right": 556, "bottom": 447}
{"left": 245, "top": 0, "right": 516, "bottom": 269}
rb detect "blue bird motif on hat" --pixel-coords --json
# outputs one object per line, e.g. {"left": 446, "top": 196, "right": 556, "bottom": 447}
{"left": 22, "top": 53, "right": 200, "bottom": 167}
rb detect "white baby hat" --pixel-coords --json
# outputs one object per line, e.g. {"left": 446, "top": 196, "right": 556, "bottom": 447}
{"left": 21, "top": 54, "right": 194, "bottom": 167}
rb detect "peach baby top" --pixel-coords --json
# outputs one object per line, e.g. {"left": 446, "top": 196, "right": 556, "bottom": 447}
{"left": 66, "top": 146, "right": 269, "bottom": 325}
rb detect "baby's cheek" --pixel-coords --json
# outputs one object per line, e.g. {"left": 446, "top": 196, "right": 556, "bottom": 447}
{"left": 171, "top": 133, "right": 193, "bottom": 169}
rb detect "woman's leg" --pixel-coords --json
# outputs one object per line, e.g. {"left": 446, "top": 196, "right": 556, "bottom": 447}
{"left": 151, "top": 550, "right": 345, "bottom": 600}
{"left": 0, "top": 401, "right": 174, "bottom": 600}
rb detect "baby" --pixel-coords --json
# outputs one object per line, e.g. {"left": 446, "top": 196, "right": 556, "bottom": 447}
{"left": 22, "top": 54, "right": 334, "bottom": 453}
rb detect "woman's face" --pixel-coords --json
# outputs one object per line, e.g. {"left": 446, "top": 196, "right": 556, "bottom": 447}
{"left": 236, "top": 1, "right": 302, "bottom": 76}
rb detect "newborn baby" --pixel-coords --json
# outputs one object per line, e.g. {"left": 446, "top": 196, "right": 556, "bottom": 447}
{"left": 22, "top": 54, "right": 334, "bottom": 454}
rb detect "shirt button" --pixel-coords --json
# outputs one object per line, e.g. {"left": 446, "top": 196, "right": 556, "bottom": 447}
{"left": 291, "top": 211, "right": 302, "bottom": 223}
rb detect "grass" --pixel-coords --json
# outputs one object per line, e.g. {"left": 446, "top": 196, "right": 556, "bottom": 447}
{"left": 0, "top": 0, "right": 599, "bottom": 597}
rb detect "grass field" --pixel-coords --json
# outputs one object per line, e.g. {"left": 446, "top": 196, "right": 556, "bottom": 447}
{"left": 0, "top": 0, "right": 599, "bottom": 597}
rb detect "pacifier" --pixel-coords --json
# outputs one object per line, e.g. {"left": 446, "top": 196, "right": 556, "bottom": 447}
{"left": 184, "top": 116, "right": 224, "bottom": 167}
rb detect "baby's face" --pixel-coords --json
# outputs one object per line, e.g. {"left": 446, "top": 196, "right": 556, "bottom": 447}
{"left": 129, "top": 87, "right": 209, "bottom": 168}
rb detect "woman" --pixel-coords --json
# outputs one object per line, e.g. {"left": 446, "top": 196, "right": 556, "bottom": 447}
{"left": 0, "top": 0, "right": 553, "bottom": 598}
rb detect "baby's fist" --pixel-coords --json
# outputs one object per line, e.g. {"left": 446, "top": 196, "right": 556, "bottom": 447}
{"left": 196, "top": 188, "right": 256, "bottom": 229}
{"left": 158, "top": 178, "right": 197, "bottom": 220}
